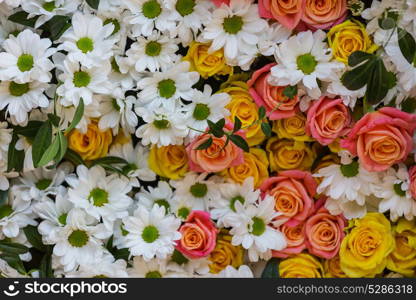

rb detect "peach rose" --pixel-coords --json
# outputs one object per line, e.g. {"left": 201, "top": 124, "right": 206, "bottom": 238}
{"left": 306, "top": 96, "right": 352, "bottom": 146}
{"left": 272, "top": 222, "right": 306, "bottom": 258}
{"left": 301, "top": 0, "right": 347, "bottom": 30}
{"left": 341, "top": 107, "right": 416, "bottom": 172}
{"left": 211, "top": 0, "right": 229, "bottom": 7}
{"left": 248, "top": 63, "right": 299, "bottom": 120}
{"left": 409, "top": 166, "right": 416, "bottom": 199}
{"left": 260, "top": 170, "right": 317, "bottom": 227}
{"left": 259, "top": 0, "right": 305, "bottom": 30}
{"left": 176, "top": 210, "right": 218, "bottom": 259}
{"left": 186, "top": 126, "right": 245, "bottom": 173}
{"left": 305, "top": 197, "right": 346, "bottom": 259}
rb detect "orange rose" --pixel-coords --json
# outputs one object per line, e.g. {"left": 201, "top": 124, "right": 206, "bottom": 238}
{"left": 302, "top": 0, "right": 347, "bottom": 30}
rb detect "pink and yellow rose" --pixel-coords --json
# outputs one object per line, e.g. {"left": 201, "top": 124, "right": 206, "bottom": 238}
{"left": 272, "top": 222, "right": 306, "bottom": 258}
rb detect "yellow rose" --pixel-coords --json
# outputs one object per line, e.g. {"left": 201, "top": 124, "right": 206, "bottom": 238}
{"left": 209, "top": 230, "right": 244, "bottom": 274}
{"left": 266, "top": 137, "right": 316, "bottom": 171}
{"left": 148, "top": 145, "right": 188, "bottom": 180}
{"left": 272, "top": 113, "right": 313, "bottom": 142}
{"left": 67, "top": 120, "right": 113, "bottom": 161}
{"left": 183, "top": 42, "right": 232, "bottom": 79}
{"left": 387, "top": 218, "right": 416, "bottom": 277}
{"left": 340, "top": 213, "right": 395, "bottom": 278}
{"left": 280, "top": 253, "right": 324, "bottom": 278}
{"left": 323, "top": 255, "right": 348, "bottom": 278}
{"left": 221, "top": 81, "right": 266, "bottom": 146}
{"left": 327, "top": 19, "right": 378, "bottom": 63}
{"left": 220, "top": 148, "right": 268, "bottom": 188}
{"left": 312, "top": 153, "right": 341, "bottom": 185}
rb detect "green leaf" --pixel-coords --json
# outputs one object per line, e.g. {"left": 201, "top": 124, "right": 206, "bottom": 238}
{"left": 348, "top": 51, "right": 374, "bottom": 67}
{"left": 0, "top": 241, "right": 29, "bottom": 255}
{"left": 64, "top": 149, "right": 85, "bottom": 166}
{"left": 37, "top": 135, "right": 60, "bottom": 167}
{"left": 215, "top": 118, "right": 225, "bottom": 130}
{"left": 32, "top": 121, "right": 53, "bottom": 168}
{"left": 258, "top": 106, "right": 266, "bottom": 119}
{"left": 401, "top": 97, "right": 416, "bottom": 113}
{"left": 229, "top": 134, "right": 249, "bottom": 152}
{"left": 65, "top": 98, "right": 84, "bottom": 134}
{"left": 47, "top": 114, "right": 61, "bottom": 128}
{"left": 39, "top": 253, "right": 54, "bottom": 278}
{"left": 261, "top": 258, "right": 280, "bottom": 278}
{"left": 23, "top": 225, "right": 47, "bottom": 252}
{"left": 283, "top": 85, "right": 298, "bottom": 99}
{"left": 7, "top": 134, "right": 24, "bottom": 172}
{"left": 0, "top": 254, "right": 26, "bottom": 275}
{"left": 0, "top": 190, "right": 7, "bottom": 206}
{"left": 91, "top": 156, "right": 129, "bottom": 166}
{"left": 195, "top": 137, "right": 213, "bottom": 150}
{"left": 378, "top": 17, "right": 396, "bottom": 30}
{"left": 261, "top": 122, "right": 272, "bottom": 138}
{"left": 13, "top": 121, "right": 44, "bottom": 140}
{"left": 86, "top": 0, "right": 100, "bottom": 9}
{"left": 40, "top": 15, "right": 71, "bottom": 41}
{"left": 55, "top": 131, "right": 68, "bottom": 164}
{"left": 233, "top": 116, "right": 242, "bottom": 132}
{"left": 8, "top": 11, "right": 38, "bottom": 27}
{"left": 366, "top": 59, "right": 391, "bottom": 104}
{"left": 207, "top": 120, "right": 224, "bottom": 138}
{"left": 341, "top": 57, "right": 377, "bottom": 90}
{"left": 398, "top": 28, "right": 416, "bottom": 65}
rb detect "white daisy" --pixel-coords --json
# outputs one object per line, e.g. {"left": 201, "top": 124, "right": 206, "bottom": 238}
{"left": 269, "top": 30, "right": 344, "bottom": 99}
{"left": 122, "top": 204, "right": 181, "bottom": 261}
{"left": 214, "top": 265, "right": 254, "bottom": 278}
{"left": 167, "top": 250, "right": 210, "bottom": 277}
{"left": 128, "top": 256, "right": 184, "bottom": 277}
{"left": 135, "top": 181, "right": 174, "bottom": 213}
{"left": 137, "top": 61, "right": 199, "bottom": 111}
{"left": 0, "top": 122, "right": 12, "bottom": 190}
{"left": 59, "top": 12, "right": 116, "bottom": 68}
{"left": 66, "top": 165, "right": 133, "bottom": 230}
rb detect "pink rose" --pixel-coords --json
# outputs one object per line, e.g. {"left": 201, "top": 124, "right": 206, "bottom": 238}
{"left": 304, "top": 197, "right": 346, "bottom": 259}
{"left": 341, "top": 107, "right": 416, "bottom": 172}
{"left": 301, "top": 0, "right": 347, "bottom": 30}
{"left": 272, "top": 222, "right": 306, "bottom": 258}
{"left": 176, "top": 211, "right": 218, "bottom": 259}
{"left": 306, "top": 96, "right": 352, "bottom": 145}
{"left": 259, "top": 0, "right": 305, "bottom": 30}
{"left": 211, "top": 0, "right": 229, "bottom": 7}
{"left": 248, "top": 63, "right": 299, "bottom": 120}
{"left": 260, "top": 170, "right": 317, "bottom": 227}
{"left": 186, "top": 124, "right": 245, "bottom": 173}
{"left": 409, "top": 166, "right": 416, "bottom": 199}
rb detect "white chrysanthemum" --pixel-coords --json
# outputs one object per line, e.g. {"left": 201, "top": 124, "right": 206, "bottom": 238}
{"left": 122, "top": 205, "right": 181, "bottom": 261}
{"left": 226, "top": 195, "right": 286, "bottom": 262}
{"left": 373, "top": 165, "right": 416, "bottom": 221}
{"left": 0, "top": 122, "right": 12, "bottom": 190}
{"left": 170, "top": 172, "right": 221, "bottom": 212}
{"left": 213, "top": 265, "right": 254, "bottom": 278}
{"left": 0, "top": 30, "right": 56, "bottom": 83}
{"left": 108, "top": 56, "right": 139, "bottom": 92}
{"left": 137, "top": 61, "right": 199, "bottom": 111}
{"left": 122, "top": 31, "right": 179, "bottom": 72}
{"left": 0, "top": 0, "right": 21, "bottom": 9}
{"left": 327, "top": 77, "right": 366, "bottom": 109}
{"left": 168, "top": 253, "right": 210, "bottom": 277}
{"left": 135, "top": 181, "right": 174, "bottom": 213}
{"left": 124, "top": 0, "right": 173, "bottom": 37}
{"left": 183, "top": 85, "right": 230, "bottom": 139}
{"left": 59, "top": 13, "right": 116, "bottom": 68}
{"left": 49, "top": 208, "right": 111, "bottom": 272}
{"left": 202, "top": 0, "right": 267, "bottom": 65}
{"left": 0, "top": 80, "right": 49, "bottom": 125}
{"left": 402, "top": 0, "right": 416, "bottom": 35}
{"left": 269, "top": 30, "right": 344, "bottom": 99}
{"left": 128, "top": 256, "right": 184, "bottom": 278}
{"left": 109, "top": 141, "right": 156, "bottom": 187}
{"left": 135, "top": 106, "right": 188, "bottom": 146}
{"left": 55, "top": 57, "right": 112, "bottom": 106}
{"left": 164, "top": 0, "right": 212, "bottom": 46}
{"left": 66, "top": 165, "right": 133, "bottom": 229}
{"left": 0, "top": 14, "right": 24, "bottom": 46}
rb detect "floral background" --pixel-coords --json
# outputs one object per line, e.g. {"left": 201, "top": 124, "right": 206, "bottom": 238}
{"left": 0, "top": 0, "right": 415, "bottom": 278}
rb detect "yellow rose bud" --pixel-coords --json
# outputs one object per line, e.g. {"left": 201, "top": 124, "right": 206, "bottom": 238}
{"left": 340, "top": 213, "right": 395, "bottom": 278}
{"left": 280, "top": 253, "right": 324, "bottom": 278}
{"left": 209, "top": 230, "right": 244, "bottom": 274}
{"left": 148, "top": 145, "right": 189, "bottom": 180}
{"left": 387, "top": 218, "right": 416, "bottom": 277}
{"left": 183, "top": 42, "right": 232, "bottom": 79}
{"left": 266, "top": 137, "right": 316, "bottom": 171}
{"left": 220, "top": 148, "right": 269, "bottom": 188}
{"left": 67, "top": 120, "right": 113, "bottom": 161}
{"left": 324, "top": 255, "right": 348, "bottom": 278}
{"left": 221, "top": 82, "right": 266, "bottom": 146}
{"left": 327, "top": 19, "right": 378, "bottom": 64}
{"left": 272, "top": 113, "right": 313, "bottom": 142}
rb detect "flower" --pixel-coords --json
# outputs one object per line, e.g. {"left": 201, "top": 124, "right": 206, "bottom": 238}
{"left": 306, "top": 95, "right": 352, "bottom": 146}
{"left": 136, "top": 181, "right": 174, "bottom": 213}
{"left": 258, "top": 0, "right": 304, "bottom": 30}
{"left": 305, "top": 197, "right": 346, "bottom": 259}
{"left": 123, "top": 205, "right": 181, "bottom": 261}
{"left": 272, "top": 112, "right": 313, "bottom": 142}
{"left": 0, "top": 29, "right": 55, "bottom": 83}
{"left": 409, "top": 166, "right": 416, "bottom": 199}
{"left": 183, "top": 42, "right": 232, "bottom": 79}
{"left": 279, "top": 253, "right": 324, "bottom": 278}
{"left": 260, "top": 170, "right": 317, "bottom": 227}
{"left": 148, "top": 144, "right": 189, "bottom": 180}
{"left": 341, "top": 107, "right": 416, "bottom": 172}
{"left": 209, "top": 230, "right": 244, "bottom": 274}
{"left": 219, "top": 148, "right": 268, "bottom": 189}
{"left": 302, "top": 0, "right": 347, "bottom": 30}
{"left": 176, "top": 210, "right": 218, "bottom": 258}
{"left": 327, "top": 19, "right": 378, "bottom": 63}
{"left": 67, "top": 119, "right": 113, "bottom": 161}
{"left": 66, "top": 253, "right": 128, "bottom": 278}
{"left": 323, "top": 255, "right": 348, "bottom": 278}
{"left": 214, "top": 265, "right": 254, "bottom": 278}
{"left": 339, "top": 212, "right": 395, "bottom": 278}
{"left": 272, "top": 222, "right": 306, "bottom": 258}
{"left": 248, "top": 63, "right": 299, "bottom": 120}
